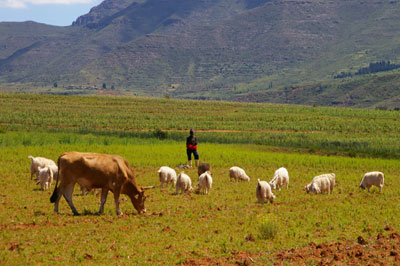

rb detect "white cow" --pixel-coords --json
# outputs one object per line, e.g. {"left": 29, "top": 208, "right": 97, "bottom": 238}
{"left": 28, "top": 155, "right": 58, "bottom": 181}
{"left": 360, "top": 171, "right": 384, "bottom": 192}
{"left": 157, "top": 166, "right": 177, "bottom": 188}
{"left": 229, "top": 166, "right": 250, "bottom": 182}
{"left": 198, "top": 171, "right": 213, "bottom": 195}
{"left": 256, "top": 179, "right": 276, "bottom": 203}
{"left": 269, "top": 167, "right": 289, "bottom": 190}
{"left": 176, "top": 172, "right": 193, "bottom": 194}
{"left": 37, "top": 166, "right": 53, "bottom": 190}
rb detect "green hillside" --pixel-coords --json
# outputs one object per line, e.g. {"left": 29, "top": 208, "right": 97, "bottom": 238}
{"left": 0, "top": 0, "right": 400, "bottom": 108}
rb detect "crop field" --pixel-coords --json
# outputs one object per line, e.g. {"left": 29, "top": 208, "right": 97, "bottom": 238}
{"left": 1, "top": 93, "right": 400, "bottom": 265}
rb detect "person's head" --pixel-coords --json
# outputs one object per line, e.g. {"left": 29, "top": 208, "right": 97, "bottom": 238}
{"left": 190, "top": 129, "right": 194, "bottom": 136}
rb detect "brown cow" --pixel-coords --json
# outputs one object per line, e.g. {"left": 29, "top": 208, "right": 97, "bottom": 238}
{"left": 50, "top": 152, "right": 147, "bottom": 216}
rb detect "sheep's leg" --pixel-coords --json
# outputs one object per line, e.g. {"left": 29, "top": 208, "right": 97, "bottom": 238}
{"left": 63, "top": 183, "right": 79, "bottom": 215}
{"left": 379, "top": 186, "right": 382, "bottom": 193}
{"left": 98, "top": 188, "right": 108, "bottom": 214}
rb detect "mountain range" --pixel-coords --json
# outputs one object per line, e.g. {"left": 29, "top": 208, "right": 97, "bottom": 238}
{"left": 0, "top": 0, "right": 400, "bottom": 108}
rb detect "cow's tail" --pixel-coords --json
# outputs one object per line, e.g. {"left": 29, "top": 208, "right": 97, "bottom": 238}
{"left": 50, "top": 156, "right": 61, "bottom": 203}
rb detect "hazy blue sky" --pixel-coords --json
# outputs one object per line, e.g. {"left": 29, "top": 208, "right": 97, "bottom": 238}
{"left": 0, "top": 0, "right": 102, "bottom": 26}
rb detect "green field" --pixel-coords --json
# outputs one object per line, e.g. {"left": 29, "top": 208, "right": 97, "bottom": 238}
{"left": 0, "top": 93, "right": 399, "bottom": 265}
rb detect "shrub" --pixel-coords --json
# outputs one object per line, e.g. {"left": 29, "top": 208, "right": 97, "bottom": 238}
{"left": 258, "top": 219, "right": 278, "bottom": 240}
{"left": 153, "top": 129, "right": 168, "bottom": 140}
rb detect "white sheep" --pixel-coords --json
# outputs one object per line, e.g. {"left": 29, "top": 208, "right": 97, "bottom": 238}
{"left": 197, "top": 171, "right": 213, "bottom": 195}
{"left": 176, "top": 172, "right": 193, "bottom": 194}
{"left": 305, "top": 174, "right": 333, "bottom": 194}
{"left": 305, "top": 173, "right": 335, "bottom": 193}
{"left": 229, "top": 166, "right": 250, "bottom": 182}
{"left": 28, "top": 155, "right": 58, "bottom": 181}
{"left": 269, "top": 167, "right": 289, "bottom": 190}
{"left": 256, "top": 179, "right": 276, "bottom": 203}
{"left": 37, "top": 166, "right": 53, "bottom": 190}
{"left": 157, "top": 166, "right": 177, "bottom": 188}
{"left": 360, "top": 171, "right": 384, "bottom": 192}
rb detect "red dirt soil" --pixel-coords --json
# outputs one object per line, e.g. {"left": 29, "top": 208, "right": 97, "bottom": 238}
{"left": 179, "top": 225, "right": 400, "bottom": 265}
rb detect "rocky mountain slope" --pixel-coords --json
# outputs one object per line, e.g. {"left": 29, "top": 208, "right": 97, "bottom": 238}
{"left": 0, "top": 0, "right": 399, "bottom": 108}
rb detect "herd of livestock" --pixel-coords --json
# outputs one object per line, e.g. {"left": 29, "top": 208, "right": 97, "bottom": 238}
{"left": 28, "top": 153, "right": 385, "bottom": 215}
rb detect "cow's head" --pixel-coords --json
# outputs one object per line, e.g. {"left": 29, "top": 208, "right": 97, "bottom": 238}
{"left": 131, "top": 190, "right": 146, "bottom": 214}
{"left": 122, "top": 181, "right": 147, "bottom": 214}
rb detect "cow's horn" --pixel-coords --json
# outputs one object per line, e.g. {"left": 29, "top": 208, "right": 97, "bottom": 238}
{"left": 141, "top": 185, "right": 156, "bottom": 190}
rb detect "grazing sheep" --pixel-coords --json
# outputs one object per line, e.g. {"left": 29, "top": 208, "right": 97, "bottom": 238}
{"left": 305, "top": 174, "right": 333, "bottom": 194}
{"left": 197, "top": 171, "right": 213, "bottom": 195}
{"left": 37, "top": 166, "right": 53, "bottom": 190}
{"left": 198, "top": 162, "right": 211, "bottom": 177}
{"left": 229, "top": 166, "right": 250, "bottom": 182}
{"left": 256, "top": 179, "right": 276, "bottom": 203}
{"left": 305, "top": 173, "right": 335, "bottom": 193}
{"left": 158, "top": 166, "right": 177, "bottom": 188}
{"left": 360, "top": 171, "right": 384, "bottom": 192}
{"left": 176, "top": 172, "right": 193, "bottom": 194}
{"left": 28, "top": 155, "right": 58, "bottom": 181}
{"left": 269, "top": 167, "right": 289, "bottom": 191}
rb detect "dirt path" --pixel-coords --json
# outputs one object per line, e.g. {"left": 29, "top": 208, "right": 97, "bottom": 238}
{"left": 179, "top": 225, "right": 400, "bottom": 265}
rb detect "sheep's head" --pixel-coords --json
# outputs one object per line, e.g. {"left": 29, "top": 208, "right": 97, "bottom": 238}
{"left": 269, "top": 182, "right": 276, "bottom": 190}
{"left": 359, "top": 184, "right": 365, "bottom": 190}
{"left": 270, "top": 194, "right": 276, "bottom": 203}
{"left": 305, "top": 184, "right": 311, "bottom": 193}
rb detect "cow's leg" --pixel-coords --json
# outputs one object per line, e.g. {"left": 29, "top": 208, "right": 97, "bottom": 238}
{"left": 63, "top": 183, "right": 79, "bottom": 215}
{"left": 98, "top": 188, "right": 108, "bottom": 214}
{"left": 113, "top": 188, "right": 123, "bottom": 216}
{"left": 53, "top": 185, "right": 64, "bottom": 213}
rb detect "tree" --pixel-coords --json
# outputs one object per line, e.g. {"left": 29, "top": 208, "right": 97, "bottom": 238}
{"left": 102, "top": 83, "right": 107, "bottom": 89}
{"left": 53, "top": 82, "right": 58, "bottom": 88}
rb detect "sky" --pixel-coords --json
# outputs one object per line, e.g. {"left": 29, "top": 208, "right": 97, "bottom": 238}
{"left": 0, "top": 0, "right": 103, "bottom": 26}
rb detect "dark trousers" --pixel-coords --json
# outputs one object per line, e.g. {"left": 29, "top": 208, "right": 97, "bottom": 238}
{"left": 187, "top": 149, "right": 199, "bottom": 161}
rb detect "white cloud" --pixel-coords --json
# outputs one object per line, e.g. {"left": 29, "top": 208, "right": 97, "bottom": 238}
{"left": 0, "top": 0, "right": 95, "bottom": 8}
{"left": 1, "top": 0, "right": 27, "bottom": 8}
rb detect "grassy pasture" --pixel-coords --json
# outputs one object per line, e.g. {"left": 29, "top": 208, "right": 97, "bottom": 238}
{"left": 1, "top": 137, "right": 399, "bottom": 265}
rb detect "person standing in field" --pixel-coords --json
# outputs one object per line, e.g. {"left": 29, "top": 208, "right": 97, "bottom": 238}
{"left": 186, "top": 129, "right": 199, "bottom": 168}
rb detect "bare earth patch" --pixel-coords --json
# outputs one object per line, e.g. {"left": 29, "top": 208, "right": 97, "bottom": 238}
{"left": 179, "top": 226, "right": 400, "bottom": 265}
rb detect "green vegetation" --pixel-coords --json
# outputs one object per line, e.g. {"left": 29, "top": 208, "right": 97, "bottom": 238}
{"left": 1, "top": 93, "right": 399, "bottom": 158}
{"left": 0, "top": 93, "right": 399, "bottom": 264}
